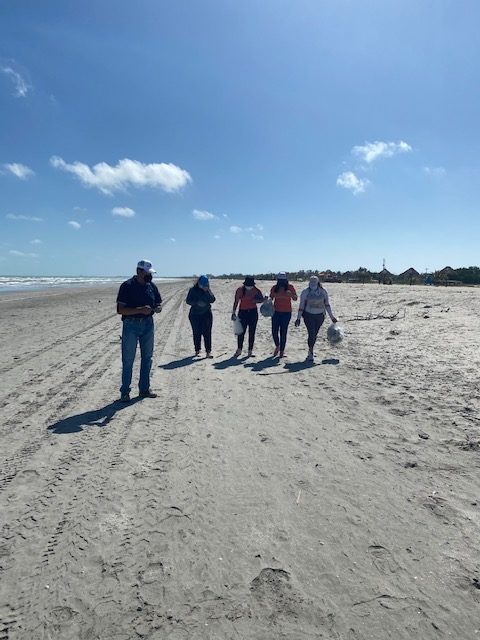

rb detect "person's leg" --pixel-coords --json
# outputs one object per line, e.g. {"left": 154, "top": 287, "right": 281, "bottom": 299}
{"left": 248, "top": 311, "right": 258, "bottom": 351}
{"left": 203, "top": 312, "right": 213, "bottom": 354}
{"left": 272, "top": 312, "right": 280, "bottom": 347}
{"left": 303, "top": 311, "right": 317, "bottom": 351}
{"left": 189, "top": 314, "right": 202, "bottom": 353}
{"left": 279, "top": 312, "right": 291, "bottom": 352}
{"left": 311, "top": 313, "right": 325, "bottom": 350}
{"left": 237, "top": 310, "right": 248, "bottom": 350}
{"left": 120, "top": 320, "right": 139, "bottom": 395}
{"left": 138, "top": 318, "right": 154, "bottom": 393}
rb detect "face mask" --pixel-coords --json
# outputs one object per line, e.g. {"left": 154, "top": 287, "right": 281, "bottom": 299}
{"left": 144, "top": 273, "right": 153, "bottom": 283}
{"left": 245, "top": 286, "right": 253, "bottom": 290}
{"left": 309, "top": 282, "right": 318, "bottom": 290}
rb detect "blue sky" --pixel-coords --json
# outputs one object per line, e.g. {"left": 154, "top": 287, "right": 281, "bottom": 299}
{"left": 1, "top": 0, "right": 479, "bottom": 276}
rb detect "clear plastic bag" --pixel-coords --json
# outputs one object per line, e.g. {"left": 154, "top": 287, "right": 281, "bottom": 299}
{"left": 260, "top": 298, "right": 274, "bottom": 318}
{"left": 327, "top": 323, "right": 344, "bottom": 344}
{"left": 232, "top": 317, "right": 244, "bottom": 335}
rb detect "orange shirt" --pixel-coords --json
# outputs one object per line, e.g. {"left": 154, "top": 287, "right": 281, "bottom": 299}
{"left": 270, "top": 284, "right": 297, "bottom": 312}
{"left": 235, "top": 286, "right": 263, "bottom": 310}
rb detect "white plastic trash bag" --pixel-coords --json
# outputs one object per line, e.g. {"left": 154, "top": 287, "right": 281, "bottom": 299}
{"left": 232, "top": 317, "right": 244, "bottom": 335}
{"left": 327, "top": 323, "right": 344, "bottom": 344}
{"left": 260, "top": 298, "right": 274, "bottom": 318}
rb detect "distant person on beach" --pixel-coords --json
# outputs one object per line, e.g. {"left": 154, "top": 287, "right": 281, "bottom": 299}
{"left": 116, "top": 259, "right": 162, "bottom": 402}
{"left": 186, "top": 275, "right": 216, "bottom": 358}
{"left": 295, "top": 275, "right": 337, "bottom": 361}
{"left": 231, "top": 276, "right": 264, "bottom": 357}
{"left": 270, "top": 272, "right": 297, "bottom": 357}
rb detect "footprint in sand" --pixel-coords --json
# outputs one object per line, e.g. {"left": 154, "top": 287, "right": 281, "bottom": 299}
{"left": 138, "top": 562, "right": 166, "bottom": 605}
{"left": 367, "top": 545, "right": 401, "bottom": 574}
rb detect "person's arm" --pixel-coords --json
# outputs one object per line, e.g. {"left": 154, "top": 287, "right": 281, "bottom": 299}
{"left": 207, "top": 289, "right": 216, "bottom": 303}
{"left": 232, "top": 288, "right": 241, "bottom": 319}
{"left": 153, "top": 284, "right": 162, "bottom": 313}
{"left": 186, "top": 287, "right": 196, "bottom": 306}
{"left": 254, "top": 287, "right": 264, "bottom": 303}
{"left": 289, "top": 285, "right": 298, "bottom": 301}
{"left": 117, "top": 303, "right": 152, "bottom": 316}
{"left": 323, "top": 290, "right": 337, "bottom": 322}
{"left": 295, "top": 290, "right": 307, "bottom": 325}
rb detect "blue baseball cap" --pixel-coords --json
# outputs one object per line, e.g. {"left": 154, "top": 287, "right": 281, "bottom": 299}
{"left": 198, "top": 275, "right": 209, "bottom": 286}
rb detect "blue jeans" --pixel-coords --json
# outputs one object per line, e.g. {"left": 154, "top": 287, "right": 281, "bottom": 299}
{"left": 120, "top": 317, "right": 154, "bottom": 395}
{"left": 272, "top": 311, "right": 291, "bottom": 351}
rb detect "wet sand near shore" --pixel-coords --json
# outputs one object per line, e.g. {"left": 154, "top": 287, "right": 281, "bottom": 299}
{"left": 1, "top": 280, "right": 479, "bottom": 639}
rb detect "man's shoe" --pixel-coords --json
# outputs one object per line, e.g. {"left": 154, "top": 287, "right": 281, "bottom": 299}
{"left": 139, "top": 390, "right": 157, "bottom": 398}
{"left": 120, "top": 393, "right": 131, "bottom": 403}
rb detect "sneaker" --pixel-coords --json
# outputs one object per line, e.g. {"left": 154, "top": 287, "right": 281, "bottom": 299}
{"left": 234, "top": 349, "right": 242, "bottom": 357}
{"left": 306, "top": 352, "right": 314, "bottom": 362}
{"left": 273, "top": 346, "right": 279, "bottom": 357}
{"left": 195, "top": 351, "right": 200, "bottom": 357}
{"left": 120, "top": 393, "right": 131, "bottom": 403}
{"left": 206, "top": 352, "right": 213, "bottom": 359}
{"left": 247, "top": 350, "right": 254, "bottom": 357}
{"left": 139, "top": 390, "right": 157, "bottom": 398}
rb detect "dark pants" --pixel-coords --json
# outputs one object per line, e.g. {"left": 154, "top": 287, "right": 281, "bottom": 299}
{"left": 189, "top": 311, "right": 213, "bottom": 353}
{"left": 272, "top": 311, "right": 291, "bottom": 351}
{"left": 303, "top": 311, "right": 325, "bottom": 350}
{"left": 238, "top": 308, "right": 258, "bottom": 350}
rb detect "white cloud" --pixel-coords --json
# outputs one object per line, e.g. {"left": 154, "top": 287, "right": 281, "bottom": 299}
{"left": 3, "top": 163, "right": 35, "bottom": 179}
{"left": 1, "top": 65, "right": 30, "bottom": 97}
{"left": 193, "top": 209, "right": 216, "bottom": 221}
{"left": 251, "top": 234, "right": 264, "bottom": 241}
{"left": 245, "top": 224, "right": 264, "bottom": 232}
{"left": 6, "top": 213, "right": 43, "bottom": 222}
{"left": 112, "top": 206, "right": 135, "bottom": 218}
{"left": 50, "top": 156, "right": 192, "bottom": 195}
{"left": 352, "top": 140, "right": 412, "bottom": 163}
{"left": 214, "top": 234, "right": 221, "bottom": 239}
{"left": 169, "top": 237, "right": 176, "bottom": 243}
{"left": 229, "top": 225, "right": 242, "bottom": 233}
{"left": 336, "top": 171, "right": 370, "bottom": 195}
{"left": 68, "top": 221, "right": 81, "bottom": 229}
{"left": 30, "top": 239, "right": 42, "bottom": 244}
{"left": 423, "top": 166, "right": 446, "bottom": 177}
{"left": 9, "top": 250, "right": 39, "bottom": 258}
{"left": 85, "top": 219, "right": 94, "bottom": 224}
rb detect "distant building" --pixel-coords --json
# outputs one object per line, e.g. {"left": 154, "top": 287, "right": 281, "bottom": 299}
{"left": 378, "top": 268, "right": 394, "bottom": 285}
{"left": 398, "top": 267, "right": 420, "bottom": 285}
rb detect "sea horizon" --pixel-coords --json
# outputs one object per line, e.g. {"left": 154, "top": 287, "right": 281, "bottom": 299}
{"left": 0, "top": 275, "right": 186, "bottom": 294}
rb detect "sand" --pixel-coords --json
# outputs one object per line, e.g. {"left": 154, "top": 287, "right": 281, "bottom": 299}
{"left": 0, "top": 280, "right": 479, "bottom": 639}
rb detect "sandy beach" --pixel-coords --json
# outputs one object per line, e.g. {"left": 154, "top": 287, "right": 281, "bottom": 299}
{"left": 1, "top": 279, "right": 479, "bottom": 639}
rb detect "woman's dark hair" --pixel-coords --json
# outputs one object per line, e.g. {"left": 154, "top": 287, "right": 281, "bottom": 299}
{"left": 274, "top": 279, "right": 288, "bottom": 293}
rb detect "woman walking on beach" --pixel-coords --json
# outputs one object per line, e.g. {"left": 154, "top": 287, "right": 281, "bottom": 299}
{"left": 295, "top": 275, "right": 337, "bottom": 361}
{"left": 270, "top": 272, "right": 297, "bottom": 357}
{"left": 231, "top": 276, "right": 264, "bottom": 357}
{"left": 186, "top": 275, "right": 216, "bottom": 358}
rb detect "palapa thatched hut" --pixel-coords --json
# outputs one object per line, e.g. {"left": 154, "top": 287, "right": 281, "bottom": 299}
{"left": 378, "top": 268, "right": 394, "bottom": 285}
{"left": 398, "top": 267, "right": 420, "bottom": 285}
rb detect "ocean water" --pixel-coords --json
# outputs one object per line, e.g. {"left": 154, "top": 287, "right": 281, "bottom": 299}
{"left": 0, "top": 275, "right": 178, "bottom": 294}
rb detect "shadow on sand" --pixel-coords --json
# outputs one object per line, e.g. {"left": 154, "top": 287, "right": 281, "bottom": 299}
{"left": 283, "top": 358, "right": 340, "bottom": 372}
{"left": 213, "top": 355, "right": 248, "bottom": 370}
{"left": 47, "top": 398, "right": 141, "bottom": 435}
{"left": 243, "top": 356, "right": 281, "bottom": 372}
{"left": 158, "top": 355, "right": 199, "bottom": 370}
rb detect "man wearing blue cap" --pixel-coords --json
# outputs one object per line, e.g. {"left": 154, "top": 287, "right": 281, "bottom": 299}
{"left": 116, "top": 259, "right": 162, "bottom": 402}
{"left": 186, "top": 275, "right": 216, "bottom": 357}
